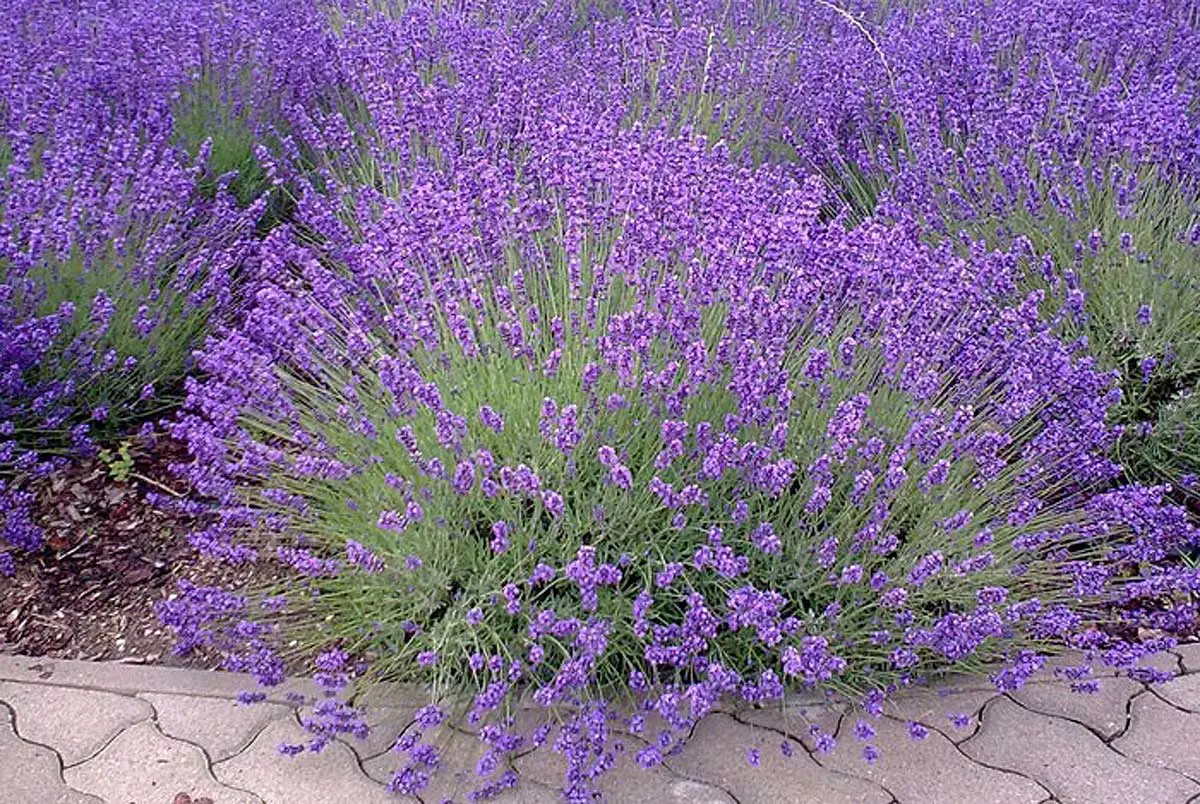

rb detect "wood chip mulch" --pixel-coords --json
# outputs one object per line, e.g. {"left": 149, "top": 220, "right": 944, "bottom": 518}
{"left": 0, "top": 436, "right": 275, "bottom": 667}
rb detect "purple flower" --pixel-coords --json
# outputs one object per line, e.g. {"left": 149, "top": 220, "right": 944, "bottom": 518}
{"left": 541, "top": 490, "right": 565, "bottom": 518}
{"left": 1140, "top": 356, "right": 1157, "bottom": 383}
{"left": 377, "top": 510, "right": 405, "bottom": 533}
{"left": 479, "top": 406, "right": 505, "bottom": 433}
{"left": 804, "top": 348, "right": 830, "bottom": 382}
{"left": 415, "top": 704, "right": 445, "bottom": 728}
{"left": 839, "top": 564, "right": 864, "bottom": 586}
{"left": 490, "top": 521, "right": 511, "bottom": 554}
{"left": 750, "top": 522, "right": 781, "bottom": 554}
{"left": 810, "top": 726, "right": 836, "bottom": 754}
{"left": 636, "top": 746, "right": 662, "bottom": 768}
{"left": 610, "top": 464, "right": 633, "bottom": 490}
{"left": 781, "top": 637, "right": 847, "bottom": 686}
{"left": 453, "top": 461, "right": 476, "bottom": 495}
{"left": 345, "top": 540, "right": 384, "bottom": 573}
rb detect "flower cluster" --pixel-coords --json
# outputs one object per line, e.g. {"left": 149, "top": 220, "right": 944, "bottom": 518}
{"left": 0, "top": 0, "right": 340, "bottom": 562}
{"left": 158, "top": 3, "right": 1197, "bottom": 797}
{"left": 3, "top": 0, "right": 1196, "bottom": 800}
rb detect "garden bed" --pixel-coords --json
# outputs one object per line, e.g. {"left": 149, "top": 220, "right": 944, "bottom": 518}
{"left": 2, "top": 1, "right": 1198, "bottom": 801}
{"left": 0, "top": 437, "right": 271, "bottom": 665}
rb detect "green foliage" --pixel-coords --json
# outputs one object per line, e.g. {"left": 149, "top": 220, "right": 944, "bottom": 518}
{"left": 5, "top": 231, "right": 216, "bottom": 452}
{"left": 173, "top": 70, "right": 269, "bottom": 207}
{"left": 99, "top": 439, "right": 136, "bottom": 482}
{"left": 172, "top": 70, "right": 301, "bottom": 235}
{"left": 1121, "top": 390, "right": 1200, "bottom": 501}
{"left": 947, "top": 170, "right": 1200, "bottom": 491}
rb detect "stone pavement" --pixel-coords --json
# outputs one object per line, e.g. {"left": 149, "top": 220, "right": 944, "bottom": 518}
{"left": 4, "top": 647, "right": 1200, "bottom": 804}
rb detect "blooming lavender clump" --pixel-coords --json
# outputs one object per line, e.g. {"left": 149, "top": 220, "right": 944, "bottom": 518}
{"left": 105, "top": 0, "right": 1200, "bottom": 800}
{"left": 0, "top": 0, "right": 305, "bottom": 558}
{"left": 166, "top": 119, "right": 1196, "bottom": 801}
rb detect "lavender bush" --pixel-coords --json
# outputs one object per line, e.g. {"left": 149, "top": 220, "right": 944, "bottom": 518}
{"left": 1, "top": 0, "right": 1196, "bottom": 799}
{"left": 163, "top": 35, "right": 1196, "bottom": 799}
{"left": 961, "top": 173, "right": 1200, "bottom": 496}
{"left": 0, "top": 0, "right": 341, "bottom": 562}
{"left": 0, "top": 108, "right": 261, "bottom": 557}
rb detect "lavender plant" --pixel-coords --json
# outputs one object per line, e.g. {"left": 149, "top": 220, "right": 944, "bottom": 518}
{"left": 1, "top": 0, "right": 1194, "bottom": 798}
{"left": 163, "top": 108, "right": 1197, "bottom": 798}
{"left": 953, "top": 172, "right": 1200, "bottom": 496}
{"left": 0, "top": 0, "right": 342, "bottom": 566}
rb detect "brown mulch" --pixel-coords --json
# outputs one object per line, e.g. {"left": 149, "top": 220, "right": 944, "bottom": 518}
{"left": 0, "top": 436, "right": 275, "bottom": 667}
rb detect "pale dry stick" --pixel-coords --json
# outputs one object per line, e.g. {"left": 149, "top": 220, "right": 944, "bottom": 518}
{"left": 694, "top": 0, "right": 731, "bottom": 134}
{"left": 697, "top": 26, "right": 718, "bottom": 114}
{"left": 813, "top": 0, "right": 898, "bottom": 98}
{"left": 130, "top": 471, "right": 186, "bottom": 498}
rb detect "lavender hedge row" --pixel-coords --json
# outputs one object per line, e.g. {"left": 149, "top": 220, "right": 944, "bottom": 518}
{"left": 2, "top": 0, "right": 1198, "bottom": 800}
{"left": 0, "top": 0, "right": 341, "bottom": 560}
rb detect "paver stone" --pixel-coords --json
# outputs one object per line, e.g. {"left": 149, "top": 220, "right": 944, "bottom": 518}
{"left": 0, "top": 655, "right": 321, "bottom": 704}
{"left": 141, "top": 691, "right": 293, "bottom": 762}
{"left": 1155, "top": 673, "right": 1200, "bottom": 712}
{"left": 513, "top": 725, "right": 736, "bottom": 804}
{"left": 666, "top": 712, "right": 891, "bottom": 804}
{"left": 961, "top": 697, "right": 1198, "bottom": 804}
{"left": 62, "top": 720, "right": 257, "bottom": 804}
{"left": 735, "top": 700, "right": 846, "bottom": 753}
{"left": 0, "top": 705, "right": 102, "bottom": 804}
{"left": 1113, "top": 692, "right": 1200, "bottom": 779}
{"left": 1174, "top": 642, "right": 1200, "bottom": 675}
{"left": 215, "top": 717, "right": 398, "bottom": 803}
{"left": 1010, "top": 675, "right": 1141, "bottom": 738}
{"left": 334, "top": 703, "right": 417, "bottom": 761}
{"left": 882, "top": 686, "right": 1001, "bottom": 743}
{"left": 818, "top": 711, "right": 1046, "bottom": 804}
{"left": 0, "top": 680, "right": 152, "bottom": 765}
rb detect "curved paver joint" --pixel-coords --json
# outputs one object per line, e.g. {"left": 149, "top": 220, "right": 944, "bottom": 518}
{"left": 1156, "top": 674, "right": 1200, "bottom": 713}
{"left": 0, "top": 703, "right": 103, "bottom": 804}
{"left": 735, "top": 700, "right": 847, "bottom": 754}
{"left": 1113, "top": 692, "right": 1200, "bottom": 780}
{"left": 0, "top": 680, "right": 153, "bottom": 765}
{"left": 881, "top": 687, "right": 1000, "bottom": 744}
{"left": 141, "top": 691, "right": 293, "bottom": 763}
{"left": 63, "top": 720, "right": 260, "bottom": 804}
{"left": 961, "top": 696, "right": 1200, "bottom": 804}
{"left": 819, "top": 712, "right": 1048, "bottom": 804}
{"left": 1009, "top": 676, "right": 1142, "bottom": 739}
{"left": 216, "top": 716, "right": 401, "bottom": 804}
{"left": 667, "top": 712, "right": 892, "bottom": 804}
{"left": 1175, "top": 644, "right": 1200, "bottom": 675}
{"left": 331, "top": 704, "right": 417, "bottom": 761}
{"left": 514, "top": 721, "right": 739, "bottom": 804}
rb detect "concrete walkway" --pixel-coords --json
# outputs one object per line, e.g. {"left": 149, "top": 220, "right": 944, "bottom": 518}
{"left": 4, "top": 648, "right": 1200, "bottom": 804}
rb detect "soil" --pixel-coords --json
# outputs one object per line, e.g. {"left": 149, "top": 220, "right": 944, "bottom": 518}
{"left": 0, "top": 436, "right": 274, "bottom": 667}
